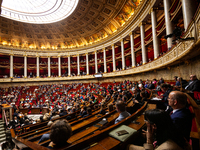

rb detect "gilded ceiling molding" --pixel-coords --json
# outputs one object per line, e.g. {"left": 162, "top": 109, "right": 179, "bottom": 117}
{"left": 0, "top": 0, "right": 155, "bottom": 56}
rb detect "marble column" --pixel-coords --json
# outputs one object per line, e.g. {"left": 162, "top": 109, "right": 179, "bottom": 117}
{"left": 130, "top": 32, "right": 136, "bottom": 67}
{"left": 140, "top": 23, "right": 147, "bottom": 64}
{"left": 10, "top": 54, "right": 13, "bottom": 78}
{"left": 24, "top": 55, "right": 27, "bottom": 78}
{"left": 121, "top": 39, "right": 125, "bottom": 70}
{"left": 95, "top": 51, "right": 98, "bottom": 73}
{"left": 112, "top": 44, "right": 116, "bottom": 71}
{"left": 58, "top": 56, "right": 61, "bottom": 77}
{"left": 68, "top": 56, "right": 71, "bottom": 76}
{"left": 48, "top": 56, "right": 51, "bottom": 77}
{"left": 36, "top": 56, "right": 40, "bottom": 78}
{"left": 181, "top": 0, "right": 196, "bottom": 30}
{"left": 86, "top": 53, "right": 89, "bottom": 75}
{"left": 163, "top": 0, "right": 173, "bottom": 49}
{"left": 151, "top": 8, "right": 160, "bottom": 59}
{"left": 103, "top": 48, "right": 107, "bottom": 73}
{"left": 77, "top": 54, "right": 80, "bottom": 75}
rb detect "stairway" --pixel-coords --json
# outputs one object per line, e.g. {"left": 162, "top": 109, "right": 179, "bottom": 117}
{"left": 0, "top": 120, "right": 6, "bottom": 143}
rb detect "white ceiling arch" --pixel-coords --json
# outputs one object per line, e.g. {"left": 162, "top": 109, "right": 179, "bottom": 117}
{"left": 1, "top": 0, "right": 79, "bottom": 24}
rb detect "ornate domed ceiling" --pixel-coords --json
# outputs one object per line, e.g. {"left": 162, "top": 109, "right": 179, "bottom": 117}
{"left": 0, "top": 0, "right": 142, "bottom": 50}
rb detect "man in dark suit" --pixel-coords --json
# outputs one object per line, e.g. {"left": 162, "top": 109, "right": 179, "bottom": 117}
{"left": 168, "top": 91, "right": 192, "bottom": 141}
{"left": 185, "top": 75, "right": 200, "bottom": 92}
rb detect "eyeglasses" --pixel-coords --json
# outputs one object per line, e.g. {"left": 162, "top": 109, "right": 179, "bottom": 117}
{"left": 167, "top": 97, "right": 174, "bottom": 100}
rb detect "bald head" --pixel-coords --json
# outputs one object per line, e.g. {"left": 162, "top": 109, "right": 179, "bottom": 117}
{"left": 190, "top": 75, "right": 197, "bottom": 81}
{"left": 168, "top": 91, "right": 187, "bottom": 109}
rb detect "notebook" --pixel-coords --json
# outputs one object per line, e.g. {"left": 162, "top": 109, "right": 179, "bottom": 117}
{"left": 109, "top": 125, "right": 137, "bottom": 142}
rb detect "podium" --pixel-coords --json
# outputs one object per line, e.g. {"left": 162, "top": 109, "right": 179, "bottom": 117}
{"left": 1, "top": 104, "right": 12, "bottom": 122}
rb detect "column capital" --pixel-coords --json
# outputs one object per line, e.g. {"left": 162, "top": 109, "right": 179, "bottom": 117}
{"left": 57, "top": 55, "right": 61, "bottom": 58}
{"left": 76, "top": 54, "right": 79, "bottom": 56}
{"left": 36, "top": 55, "right": 40, "bottom": 57}
{"left": 23, "top": 54, "right": 27, "bottom": 57}
{"left": 138, "top": 22, "right": 145, "bottom": 27}
{"left": 47, "top": 56, "right": 51, "bottom": 58}
{"left": 149, "top": 8, "right": 154, "bottom": 14}
{"left": 129, "top": 32, "right": 133, "bottom": 36}
{"left": 67, "top": 55, "right": 70, "bottom": 57}
{"left": 9, "top": 53, "right": 14, "bottom": 56}
{"left": 102, "top": 48, "right": 105, "bottom": 50}
{"left": 149, "top": 7, "right": 158, "bottom": 14}
{"left": 85, "top": 52, "right": 88, "bottom": 55}
{"left": 120, "top": 39, "right": 124, "bottom": 42}
{"left": 111, "top": 44, "right": 114, "bottom": 47}
{"left": 94, "top": 50, "right": 97, "bottom": 53}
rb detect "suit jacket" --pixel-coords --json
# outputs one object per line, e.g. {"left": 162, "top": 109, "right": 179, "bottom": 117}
{"left": 114, "top": 111, "right": 131, "bottom": 124}
{"left": 185, "top": 79, "right": 200, "bottom": 92}
{"left": 170, "top": 108, "right": 192, "bottom": 141}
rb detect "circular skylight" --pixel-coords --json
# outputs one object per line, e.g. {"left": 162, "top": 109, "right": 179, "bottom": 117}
{"left": 1, "top": 0, "right": 79, "bottom": 24}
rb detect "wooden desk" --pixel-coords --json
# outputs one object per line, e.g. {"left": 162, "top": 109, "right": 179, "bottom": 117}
{"left": 31, "top": 108, "right": 41, "bottom": 114}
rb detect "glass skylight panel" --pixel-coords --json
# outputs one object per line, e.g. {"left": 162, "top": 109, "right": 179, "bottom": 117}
{"left": 1, "top": 0, "right": 79, "bottom": 24}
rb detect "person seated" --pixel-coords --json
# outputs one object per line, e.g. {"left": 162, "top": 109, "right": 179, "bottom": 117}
{"left": 83, "top": 107, "right": 92, "bottom": 118}
{"left": 167, "top": 91, "right": 192, "bottom": 141}
{"left": 114, "top": 100, "right": 130, "bottom": 124}
{"left": 147, "top": 81, "right": 155, "bottom": 89}
{"left": 79, "top": 106, "right": 87, "bottom": 118}
{"left": 39, "top": 119, "right": 72, "bottom": 149}
{"left": 13, "top": 116, "right": 20, "bottom": 129}
{"left": 132, "top": 88, "right": 142, "bottom": 102}
{"left": 156, "top": 83, "right": 172, "bottom": 110}
{"left": 128, "top": 109, "right": 191, "bottom": 150}
{"left": 184, "top": 75, "right": 200, "bottom": 92}
{"left": 99, "top": 103, "right": 106, "bottom": 115}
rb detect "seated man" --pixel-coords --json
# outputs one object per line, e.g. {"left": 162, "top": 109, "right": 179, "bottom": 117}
{"left": 157, "top": 83, "right": 172, "bottom": 110}
{"left": 114, "top": 101, "right": 130, "bottom": 124}
{"left": 168, "top": 91, "right": 192, "bottom": 141}
{"left": 38, "top": 119, "right": 72, "bottom": 147}
{"left": 184, "top": 74, "right": 200, "bottom": 92}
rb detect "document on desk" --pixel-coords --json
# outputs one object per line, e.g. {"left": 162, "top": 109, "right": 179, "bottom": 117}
{"left": 151, "top": 97, "right": 162, "bottom": 101}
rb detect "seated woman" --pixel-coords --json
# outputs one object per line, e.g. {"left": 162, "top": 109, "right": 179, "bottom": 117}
{"left": 128, "top": 109, "right": 191, "bottom": 150}
{"left": 40, "top": 119, "right": 72, "bottom": 148}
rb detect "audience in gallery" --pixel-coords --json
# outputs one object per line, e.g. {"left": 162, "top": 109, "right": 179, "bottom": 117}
{"left": 128, "top": 109, "right": 191, "bottom": 150}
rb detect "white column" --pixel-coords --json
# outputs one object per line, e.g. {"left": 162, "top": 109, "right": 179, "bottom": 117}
{"left": 140, "top": 23, "right": 147, "bottom": 64}
{"left": 182, "top": 0, "right": 196, "bottom": 30}
{"left": 77, "top": 54, "right": 80, "bottom": 75}
{"left": 10, "top": 54, "right": 13, "bottom": 78}
{"left": 95, "top": 51, "right": 98, "bottom": 73}
{"left": 103, "top": 48, "right": 107, "bottom": 73}
{"left": 48, "top": 57, "right": 51, "bottom": 77}
{"left": 112, "top": 44, "right": 116, "bottom": 71}
{"left": 163, "top": 0, "right": 173, "bottom": 49}
{"left": 68, "top": 56, "right": 71, "bottom": 76}
{"left": 121, "top": 39, "right": 125, "bottom": 70}
{"left": 130, "top": 32, "right": 136, "bottom": 67}
{"left": 86, "top": 53, "right": 89, "bottom": 75}
{"left": 24, "top": 55, "right": 27, "bottom": 78}
{"left": 58, "top": 56, "right": 61, "bottom": 77}
{"left": 151, "top": 8, "right": 160, "bottom": 59}
{"left": 36, "top": 56, "right": 40, "bottom": 78}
